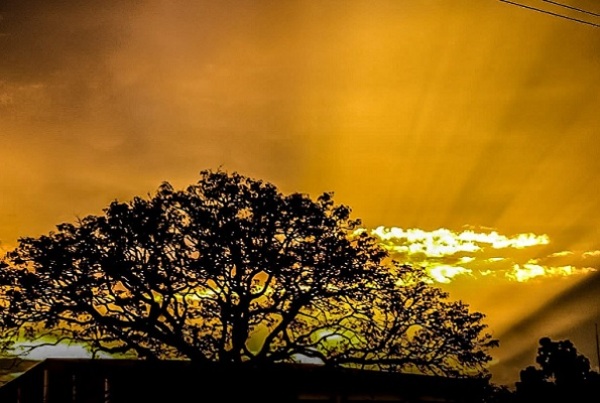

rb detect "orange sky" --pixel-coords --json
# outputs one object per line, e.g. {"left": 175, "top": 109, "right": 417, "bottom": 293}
{"left": 1, "top": 0, "right": 600, "bottom": 386}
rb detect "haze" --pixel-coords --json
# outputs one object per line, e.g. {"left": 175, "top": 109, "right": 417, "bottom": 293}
{"left": 1, "top": 0, "right": 599, "bottom": 386}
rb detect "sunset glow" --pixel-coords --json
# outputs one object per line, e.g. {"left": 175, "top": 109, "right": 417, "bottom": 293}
{"left": 1, "top": 0, "right": 600, "bottom": 387}
{"left": 367, "top": 226, "right": 596, "bottom": 283}
{"left": 506, "top": 263, "right": 590, "bottom": 283}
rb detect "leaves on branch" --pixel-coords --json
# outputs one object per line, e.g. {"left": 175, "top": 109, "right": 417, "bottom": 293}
{"left": 0, "top": 169, "right": 497, "bottom": 376}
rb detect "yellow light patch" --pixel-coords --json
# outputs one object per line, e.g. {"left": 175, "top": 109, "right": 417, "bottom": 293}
{"left": 428, "top": 265, "right": 472, "bottom": 284}
{"left": 507, "top": 264, "right": 596, "bottom": 283}
{"left": 364, "top": 226, "right": 595, "bottom": 284}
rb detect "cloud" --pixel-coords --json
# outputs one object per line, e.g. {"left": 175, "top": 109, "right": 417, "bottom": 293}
{"left": 548, "top": 251, "right": 574, "bottom": 257}
{"left": 428, "top": 265, "right": 472, "bottom": 284}
{"left": 370, "top": 226, "right": 549, "bottom": 256}
{"left": 506, "top": 264, "right": 595, "bottom": 283}
{"left": 366, "top": 226, "right": 597, "bottom": 284}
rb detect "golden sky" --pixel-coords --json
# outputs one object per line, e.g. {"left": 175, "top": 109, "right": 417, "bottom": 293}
{"left": 1, "top": 0, "right": 600, "bottom": 385}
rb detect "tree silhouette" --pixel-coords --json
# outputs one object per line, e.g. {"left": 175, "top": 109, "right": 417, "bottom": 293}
{"left": 0, "top": 170, "right": 497, "bottom": 376}
{"left": 515, "top": 337, "right": 600, "bottom": 402}
{"left": 479, "top": 383, "right": 516, "bottom": 403}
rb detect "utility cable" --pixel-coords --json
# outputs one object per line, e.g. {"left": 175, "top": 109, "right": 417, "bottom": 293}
{"left": 498, "top": 0, "right": 600, "bottom": 27}
{"left": 541, "top": 0, "right": 600, "bottom": 18}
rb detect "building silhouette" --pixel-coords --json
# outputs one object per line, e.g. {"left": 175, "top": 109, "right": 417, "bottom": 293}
{"left": 0, "top": 359, "right": 488, "bottom": 403}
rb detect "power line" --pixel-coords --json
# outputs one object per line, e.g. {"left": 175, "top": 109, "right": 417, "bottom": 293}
{"left": 542, "top": 0, "right": 600, "bottom": 18}
{"left": 498, "top": 0, "right": 600, "bottom": 27}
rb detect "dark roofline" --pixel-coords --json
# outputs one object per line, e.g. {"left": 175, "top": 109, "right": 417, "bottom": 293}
{"left": 0, "top": 358, "right": 489, "bottom": 403}
{"left": 45, "top": 358, "right": 487, "bottom": 392}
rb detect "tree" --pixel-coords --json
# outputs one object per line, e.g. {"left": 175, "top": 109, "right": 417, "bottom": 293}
{"left": 479, "top": 383, "right": 516, "bottom": 403}
{"left": 0, "top": 170, "right": 497, "bottom": 376}
{"left": 515, "top": 337, "right": 600, "bottom": 402}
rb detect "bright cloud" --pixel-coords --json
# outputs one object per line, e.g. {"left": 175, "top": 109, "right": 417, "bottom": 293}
{"left": 365, "top": 226, "right": 597, "bottom": 284}
{"left": 548, "top": 251, "right": 574, "bottom": 257}
{"left": 506, "top": 264, "right": 596, "bottom": 283}
{"left": 583, "top": 250, "right": 600, "bottom": 258}
{"left": 370, "top": 227, "right": 549, "bottom": 258}
{"left": 428, "top": 265, "right": 472, "bottom": 284}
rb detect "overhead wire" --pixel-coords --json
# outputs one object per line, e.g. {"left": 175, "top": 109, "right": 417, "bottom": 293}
{"left": 541, "top": 0, "right": 600, "bottom": 18}
{"left": 498, "top": 0, "right": 600, "bottom": 27}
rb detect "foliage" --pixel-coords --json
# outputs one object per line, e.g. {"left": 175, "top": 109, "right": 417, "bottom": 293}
{"left": 515, "top": 337, "right": 600, "bottom": 402}
{"left": 479, "top": 383, "right": 516, "bottom": 403}
{"left": 0, "top": 170, "right": 497, "bottom": 376}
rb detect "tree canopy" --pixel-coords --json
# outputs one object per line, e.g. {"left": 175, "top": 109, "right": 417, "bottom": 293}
{"left": 0, "top": 170, "right": 497, "bottom": 376}
{"left": 515, "top": 337, "right": 600, "bottom": 402}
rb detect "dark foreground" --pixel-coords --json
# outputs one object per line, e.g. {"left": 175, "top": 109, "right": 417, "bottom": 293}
{"left": 0, "top": 359, "right": 487, "bottom": 403}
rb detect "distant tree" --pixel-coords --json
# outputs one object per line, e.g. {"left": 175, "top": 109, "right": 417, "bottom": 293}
{"left": 515, "top": 337, "right": 600, "bottom": 402}
{"left": 479, "top": 383, "right": 516, "bottom": 403}
{"left": 0, "top": 170, "right": 497, "bottom": 376}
